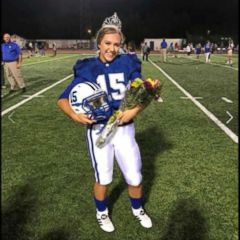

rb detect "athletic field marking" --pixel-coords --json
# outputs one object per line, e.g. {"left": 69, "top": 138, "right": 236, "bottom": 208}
{"left": 23, "top": 55, "right": 78, "bottom": 66}
{"left": 207, "top": 62, "right": 238, "bottom": 71}
{"left": 8, "top": 111, "right": 15, "bottom": 123}
{"left": 226, "top": 111, "right": 233, "bottom": 124}
{"left": 181, "top": 96, "right": 203, "bottom": 99}
{"left": 141, "top": 53, "right": 238, "bottom": 70}
{"left": 149, "top": 59, "right": 238, "bottom": 144}
{"left": 180, "top": 55, "right": 238, "bottom": 71}
{"left": 22, "top": 94, "right": 44, "bottom": 98}
{"left": 22, "top": 54, "right": 94, "bottom": 66}
{"left": 221, "top": 97, "right": 233, "bottom": 103}
{"left": 211, "top": 54, "right": 238, "bottom": 60}
{"left": 1, "top": 74, "right": 73, "bottom": 117}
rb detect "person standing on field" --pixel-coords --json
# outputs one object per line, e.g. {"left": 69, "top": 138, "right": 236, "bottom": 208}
{"left": 1, "top": 33, "right": 26, "bottom": 93}
{"left": 160, "top": 38, "right": 168, "bottom": 62}
{"left": 52, "top": 42, "right": 57, "bottom": 57}
{"left": 142, "top": 42, "right": 150, "bottom": 61}
{"left": 226, "top": 38, "right": 234, "bottom": 66}
{"left": 57, "top": 12, "right": 160, "bottom": 233}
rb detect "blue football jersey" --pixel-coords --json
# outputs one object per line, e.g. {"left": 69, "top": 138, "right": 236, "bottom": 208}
{"left": 58, "top": 54, "right": 142, "bottom": 111}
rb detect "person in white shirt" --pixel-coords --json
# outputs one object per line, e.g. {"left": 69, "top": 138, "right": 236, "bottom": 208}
{"left": 186, "top": 44, "right": 191, "bottom": 56}
{"left": 226, "top": 39, "right": 234, "bottom": 66}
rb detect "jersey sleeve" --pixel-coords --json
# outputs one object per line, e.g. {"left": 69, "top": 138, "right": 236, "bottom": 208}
{"left": 127, "top": 54, "right": 142, "bottom": 81}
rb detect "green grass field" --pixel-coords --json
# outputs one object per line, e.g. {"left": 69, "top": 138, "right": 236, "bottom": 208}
{"left": 1, "top": 52, "right": 238, "bottom": 240}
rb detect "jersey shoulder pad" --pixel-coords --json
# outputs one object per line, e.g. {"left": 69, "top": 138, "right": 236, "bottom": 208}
{"left": 122, "top": 53, "right": 141, "bottom": 65}
{"left": 121, "top": 53, "right": 141, "bottom": 71}
{"left": 73, "top": 57, "right": 96, "bottom": 77}
{"left": 74, "top": 57, "right": 95, "bottom": 70}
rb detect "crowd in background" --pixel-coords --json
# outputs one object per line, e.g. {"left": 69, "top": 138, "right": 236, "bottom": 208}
{"left": 138, "top": 37, "right": 237, "bottom": 66}
{"left": 1, "top": 33, "right": 238, "bottom": 92}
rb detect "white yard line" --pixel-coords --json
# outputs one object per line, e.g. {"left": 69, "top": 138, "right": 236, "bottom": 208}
{"left": 22, "top": 94, "right": 45, "bottom": 98}
{"left": 22, "top": 55, "right": 80, "bottom": 66}
{"left": 1, "top": 74, "right": 73, "bottom": 116}
{"left": 226, "top": 111, "right": 233, "bottom": 124}
{"left": 22, "top": 54, "right": 95, "bottom": 66}
{"left": 221, "top": 97, "right": 233, "bottom": 103}
{"left": 8, "top": 111, "right": 15, "bottom": 123}
{"left": 181, "top": 96, "right": 203, "bottom": 99}
{"left": 149, "top": 59, "right": 238, "bottom": 144}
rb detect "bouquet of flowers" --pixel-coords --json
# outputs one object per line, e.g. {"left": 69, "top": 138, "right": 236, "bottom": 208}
{"left": 96, "top": 77, "right": 162, "bottom": 148}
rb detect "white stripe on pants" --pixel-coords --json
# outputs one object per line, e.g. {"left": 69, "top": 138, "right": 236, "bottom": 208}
{"left": 86, "top": 123, "right": 142, "bottom": 186}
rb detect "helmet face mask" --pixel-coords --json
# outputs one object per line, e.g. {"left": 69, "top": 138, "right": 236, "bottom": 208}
{"left": 69, "top": 82, "right": 112, "bottom": 121}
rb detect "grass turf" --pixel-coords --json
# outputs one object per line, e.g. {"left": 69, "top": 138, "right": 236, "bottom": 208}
{"left": 1, "top": 54, "right": 238, "bottom": 240}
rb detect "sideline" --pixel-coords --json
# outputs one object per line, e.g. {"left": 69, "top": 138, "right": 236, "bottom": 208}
{"left": 149, "top": 59, "right": 238, "bottom": 144}
{"left": 1, "top": 74, "right": 73, "bottom": 116}
{"left": 22, "top": 54, "right": 88, "bottom": 66}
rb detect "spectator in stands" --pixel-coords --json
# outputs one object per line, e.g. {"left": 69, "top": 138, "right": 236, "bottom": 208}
{"left": 26, "top": 41, "right": 34, "bottom": 58}
{"left": 34, "top": 42, "right": 39, "bottom": 55}
{"left": 174, "top": 42, "right": 179, "bottom": 58}
{"left": 186, "top": 44, "right": 191, "bottom": 56}
{"left": 52, "top": 42, "right": 57, "bottom": 57}
{"left": 226, "top": 39, "right": 234, "bottom": 66}
{"left": 142, "top": 42, "right": 150, "bottom": 61}
{"left": 168, "top": 42, "right": 174, "bottom": 57}
{"left": 220, "top": 41, "right": 224, "bottom": 54}
{"left": 160, "top": 38, "right": 168, "bottom": 62}
{"left": 1, "top": 33, "right": 26, "bottom": 93}
{"left": 195, "top": 43, "right": 202, "bottom": 60}
{"left": 38, "top": 41, "right": 46, "bottom": 56}
{"left": 128, "top": 41, "right": 136, "bottom": 55}
{"left": 211, "top": 43, "right": 217, "bottom": 54}
{"left": 204, "top": 40, "right": 211, "bottom": 63}
{"left": 189, "top": 43, "right": 193, "bottom": 53}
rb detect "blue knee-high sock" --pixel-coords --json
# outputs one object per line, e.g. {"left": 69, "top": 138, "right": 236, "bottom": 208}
{"left": 94, "top": 197, "right": 109, "bottom": 212}
{"left": 129, "top": 196, "right": 144, "bottom": 209}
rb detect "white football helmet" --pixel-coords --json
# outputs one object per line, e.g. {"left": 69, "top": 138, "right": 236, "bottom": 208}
{"left": 69, "top": 82, "right": 112, "bottom": 121}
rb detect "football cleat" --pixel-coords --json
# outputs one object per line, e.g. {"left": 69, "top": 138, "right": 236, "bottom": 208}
{"left": 96, "top": 209, "right": 115, "bottom": 232}
{"left": 132, "top": 207, "right": 152, "bottom": 228}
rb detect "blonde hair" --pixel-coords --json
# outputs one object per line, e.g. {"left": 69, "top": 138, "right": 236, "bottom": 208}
{"left": 95, "top": 27, "right": 124, "bottom": 46}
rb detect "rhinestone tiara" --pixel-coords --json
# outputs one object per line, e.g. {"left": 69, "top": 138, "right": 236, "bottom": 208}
{"left": 102, "top": 12, "right": 122, "bottom": 30}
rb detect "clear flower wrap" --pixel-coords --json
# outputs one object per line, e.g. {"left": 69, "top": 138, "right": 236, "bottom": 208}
{"left": 96, "top": 78, "right": 162, "bottom": 148}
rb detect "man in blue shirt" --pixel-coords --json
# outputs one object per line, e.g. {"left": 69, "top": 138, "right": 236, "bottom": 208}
{"left": 160, "top": 38, "right": 168, "bottom": 62}
{"left": 1, "top": 33, "right": 26, "bottom": 93}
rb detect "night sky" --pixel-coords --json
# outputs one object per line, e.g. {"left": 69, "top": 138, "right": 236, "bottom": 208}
{"left": 1, "top": 0, "right": 239, "bottom": 44}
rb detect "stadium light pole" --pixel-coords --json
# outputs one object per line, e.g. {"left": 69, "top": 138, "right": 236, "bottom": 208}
{"left": 206, "top": 29, "right": 210, "bottom": 40}
{"left": 87, "top": 29, "right": 92, "bottom": 35}
{"left": 87, "top": 29, "right": 92, "bottom": 49}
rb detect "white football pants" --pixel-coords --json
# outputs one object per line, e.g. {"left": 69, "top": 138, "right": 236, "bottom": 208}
{"left": 86, "top": 123, "right": 142, "bottom": 186}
